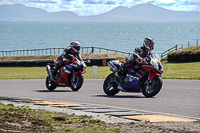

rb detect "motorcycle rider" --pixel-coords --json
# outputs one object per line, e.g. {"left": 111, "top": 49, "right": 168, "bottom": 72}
{"left": 117, "top": 37, "right": 155, "bottom": 83}
{"left": 50, "top": 41, "right": 85, "bottom": 83}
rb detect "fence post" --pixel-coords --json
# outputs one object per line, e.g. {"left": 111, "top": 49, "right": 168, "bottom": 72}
{"left": 176, "top": 45, "right": 177, "bottom": 50}
{"left": 188, "top": 41, "right": 190, "bottom": 47}
{"left": 91, "top": 47, "right": 94, "bottom": 54}
{"left": 197, "top": 39, "right": 198, "bottom": 46}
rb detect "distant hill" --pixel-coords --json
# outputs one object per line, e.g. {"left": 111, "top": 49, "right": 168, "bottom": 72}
{"left": 83, "top": 4, "right": 200, "bottom": 21}
{"left": 0, "top": 4, "right": 79, "bottom": 21}
{"left": 0, "top": 4, "right": 200, "bottom": 21}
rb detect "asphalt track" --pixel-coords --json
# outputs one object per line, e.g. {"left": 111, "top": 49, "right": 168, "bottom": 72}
{"left": 0, "top": 79, "right": 200, "bottom": 119}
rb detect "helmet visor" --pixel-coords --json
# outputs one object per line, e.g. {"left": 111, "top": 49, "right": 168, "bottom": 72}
{"left": 74, "top": 46, "right": 80, "bottom": 51}
{"left": 149, "top": 43, "right": 155, "bottom": 50}
{"left": 72, "top": 46, "right": 80, "bottom": 53}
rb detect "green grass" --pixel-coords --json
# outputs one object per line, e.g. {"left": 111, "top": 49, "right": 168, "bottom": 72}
{"left": 0, "top": 66, "right": 47, "bottom": 79}
{"left": 0, "top": 61, "right": 200, "bottom": 79}
{"left": 161, "top": 61, "right": 200, "bottom": 79}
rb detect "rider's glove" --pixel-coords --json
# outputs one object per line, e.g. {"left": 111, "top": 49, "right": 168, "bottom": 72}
{"left": 63, "top": 59, "right": 70, "bottom": 65}
{"left": 144, "top": 57, "right": 150, "bottom": 63}
{"left": 137, "top": 58, "right": 147, "bottom": 64}
{"left": 141, "top": 58, "right": 146, "bottom": 63}
{"left": 67, "top": 54, "right": 73, "bottom": 59}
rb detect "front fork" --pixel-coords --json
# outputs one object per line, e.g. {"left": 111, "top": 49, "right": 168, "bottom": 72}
{"left": 140, "top": 73, "right": 151, "bottom": 87}
{"left": 147, "top": 73, "right": 152, "bottom": 84}
{"left": 72, "top": 70, "right": 75, "bottom": 82}
{"left": 145, "top": 73, "right": 158, "bottom": 90}
{"left": 114, "top": 71, "right": 126, "bottom": 91}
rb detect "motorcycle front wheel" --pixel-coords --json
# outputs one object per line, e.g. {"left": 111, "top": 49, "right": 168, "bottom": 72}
{"left": 142, "top": 75, "right": 163, "bottom": 97}
{"left": 45, "top": 76, "right": 56, "bottom": 91}
{"left": 70, "top": 73, "right": 84, "bottom": 91}
{"left": 103, "top": 73, "right": 119, "bottom": 96}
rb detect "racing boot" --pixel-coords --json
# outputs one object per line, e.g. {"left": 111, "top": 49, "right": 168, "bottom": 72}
{"left": 116, "top": 66, "right": 126, "bottom": 84}
{"left": 50, "top": 66, "right": 59, "bottom": 82}
{"left": 49, "top": 75, "right": 56, "bottom": 82}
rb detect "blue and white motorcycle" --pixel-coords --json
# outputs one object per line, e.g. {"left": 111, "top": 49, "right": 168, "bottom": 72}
{"left": 103, "top": 54, "right": 163, "bottom": 97}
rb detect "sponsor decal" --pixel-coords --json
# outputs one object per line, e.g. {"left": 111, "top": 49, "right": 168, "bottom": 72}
{"left": 152, "top": 60, "right": 158, "bottom": 67}
{"left": 127, "top": 74, "right": 139, "bottom": 81}
{"left": 58, "top": 83, "right": 66, "bottom": 86}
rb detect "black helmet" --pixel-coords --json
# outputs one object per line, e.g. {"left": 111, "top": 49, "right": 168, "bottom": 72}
{"left": 70, "top": 41, "right": 80, "bottom": 53}
{"left": 143, "top": 37, "right": 155, "bottom": 51}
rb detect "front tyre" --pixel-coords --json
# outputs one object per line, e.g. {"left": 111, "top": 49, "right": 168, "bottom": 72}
{"left": 103, "top": 73, "right": 119, "bottom": 96}
{"left": 142, "top": 76, "right": 163, "bottom": 97}
{"left": 70, "top": 73, "right": 84, "bottom": 91}
{"left": 45, "top": 76, "right": 56, "bottom": 91}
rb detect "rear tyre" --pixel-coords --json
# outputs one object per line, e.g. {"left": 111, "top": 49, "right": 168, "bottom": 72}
{"left": 103, "top": 73, "right": 119, "bottom": 96}
{"left": 45, "top": 76, "right": 56, "bottom": 91}
{"left": 70, "top": 73, "right": 84, "bottom": 91}
{"left": 142, "top": 76, "right": 163, "bottom": 97}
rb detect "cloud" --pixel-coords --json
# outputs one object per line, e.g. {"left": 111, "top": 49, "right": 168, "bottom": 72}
{"left": 0, "top": 0, "right": 199, "bottom": 16}
{"left": 83, "top": 0, "right": 116, "bottom": 5}
{"left": 154, "top": 0, "right": 200, "bottom": 12}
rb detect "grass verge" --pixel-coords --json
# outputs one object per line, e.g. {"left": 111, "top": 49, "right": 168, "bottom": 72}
{"left": 161, "top": 61, "right": 200, "bottom": 79}
{"left": 0, "top": 61, "right": 200, "bottom": 79}
{"left": 0, "top": 103, "right": 127, "bottom": 133}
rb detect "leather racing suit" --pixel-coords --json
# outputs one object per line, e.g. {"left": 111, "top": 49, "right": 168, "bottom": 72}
{"left": 118, "top": 46, "right": 152, "bottom": 81}
{"left": 52, "top": 47, "right": 84, "bottom": 76}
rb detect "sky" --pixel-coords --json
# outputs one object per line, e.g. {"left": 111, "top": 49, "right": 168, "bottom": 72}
{"left": 0, "top": 0, "right": 199, "bottom": 16}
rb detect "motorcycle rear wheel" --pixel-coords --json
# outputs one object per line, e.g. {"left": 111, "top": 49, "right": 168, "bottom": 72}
{"left": 142, "top": 75, "right": 163, "bottom": 97}
{"left": 45, "top": 76, "right": 56, "bottom": 91}
{"left": 70, "top": 73, "right": 84, "bottom": 91}
{"left": 103, "top": 73, "right": 119, "bottom": 96}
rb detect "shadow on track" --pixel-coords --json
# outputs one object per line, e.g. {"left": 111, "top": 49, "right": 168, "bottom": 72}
{"left": 94, "top": 95, "right": 148, "bottom": 98}
{"left": 35, "top": 90, "right": 74, "bottom": 93}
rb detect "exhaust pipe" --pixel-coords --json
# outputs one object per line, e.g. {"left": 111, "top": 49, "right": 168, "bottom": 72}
{"left": 107, "top": 61, "right": 117, "bottom": 72}
{"left": 46, "top": 65, "right": 51, "bottom": 76}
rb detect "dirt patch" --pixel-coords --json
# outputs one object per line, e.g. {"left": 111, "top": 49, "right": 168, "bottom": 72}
{"left": 0, "top": 111, "right": 199, "bottom": 133}
{"left": 81, "top": 53, "right": 126, "bottom": 59}
{"left": 1, "top": 119, "right": 200, "bottom": 133}
{"left": 0, "top": 53, "right": 126, "bottom": 61}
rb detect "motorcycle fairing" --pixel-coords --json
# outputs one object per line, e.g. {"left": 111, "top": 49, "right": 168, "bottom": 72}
{"left": 143, "top": 65, "right": 162, "bottom": 80}
{"left": 112, "top": 60, "right": 122, "bottom": 68}
{"left": 55, "top": 72, "right": 70, "bottom": 87}
{"left": 149, "top": 73, "right": 160, "bottom": 80}
{"left": 120, "top": 70, "right": 142, "bottom": 92}
{"left": 118, "top": 60, "right": 125, "bottom": 66}
{"left": 74, "top": 71, "right": 83, "bottom": 78}
{"left": 64, "top": 65, "right": 76, "bottom": 73}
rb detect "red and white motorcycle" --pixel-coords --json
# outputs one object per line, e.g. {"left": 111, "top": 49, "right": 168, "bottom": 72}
{"left": 46, "top": 56, "right": 87, "bottom": 91}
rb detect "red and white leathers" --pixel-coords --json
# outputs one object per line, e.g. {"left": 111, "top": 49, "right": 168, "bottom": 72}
{"left": 52, "top": 47, "right": 84, "bottom": 77}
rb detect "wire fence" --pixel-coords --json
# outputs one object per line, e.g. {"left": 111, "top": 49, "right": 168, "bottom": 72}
{"left": 161, "top": 39, "right": 199, "bottom": 59}
{"left": 0, "top": 47, "right": 131, "bottom": 57}
{"left": 1, "top": 39, "right": 199, "bottom": 59}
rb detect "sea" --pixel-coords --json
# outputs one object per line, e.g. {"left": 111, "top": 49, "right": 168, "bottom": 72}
{"left": 0, "top": 21, "right": 199, "bottom": 55}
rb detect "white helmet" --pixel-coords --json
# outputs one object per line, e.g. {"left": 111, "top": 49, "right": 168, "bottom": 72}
{"left": 143, "top": 37, "right": 155, "bottom": 51}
